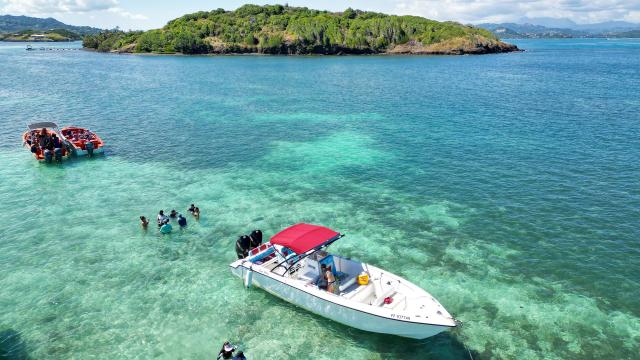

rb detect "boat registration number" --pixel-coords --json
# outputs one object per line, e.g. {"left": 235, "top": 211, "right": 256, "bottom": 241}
{"left": 390, "top": 314, "right": 411, "bottom": 320}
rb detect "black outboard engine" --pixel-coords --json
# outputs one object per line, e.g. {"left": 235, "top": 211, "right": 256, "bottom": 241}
{"left": 249, "top": 230, "right": 262, "bottom": 248}
{"left": 85, "top": 141, "right": 95, "bottom": 156}
{"left": 44, "top": 149, "right": 53, "bottom": 163}
{"left": 235, "top": 235, "right": 251, "bottom": 259}
{"left": 54, "top": 148, "right": 63, "bottom": 163}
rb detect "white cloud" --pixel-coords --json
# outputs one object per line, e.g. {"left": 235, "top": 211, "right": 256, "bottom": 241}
{"left": 108, "top": 6, "right": 147, "bottom": 20}
{"left": 392, "top": 0, "right": 640, "bottom": 24}
{"left": 0, "top": 0, "right": 147, "bottom": 21}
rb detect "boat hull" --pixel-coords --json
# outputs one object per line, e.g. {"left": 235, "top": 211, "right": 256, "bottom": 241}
{"left": 230, "top": 264, "right": 450, "bottom": 339}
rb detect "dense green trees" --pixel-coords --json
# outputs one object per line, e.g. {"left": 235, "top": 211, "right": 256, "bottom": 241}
{"left": 83, "top": 4, "right": 501, "bottom": 54}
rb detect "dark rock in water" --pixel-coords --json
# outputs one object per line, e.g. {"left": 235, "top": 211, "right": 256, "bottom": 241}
{"left": 0, "top": 328, "right": 29, "bottom": 360}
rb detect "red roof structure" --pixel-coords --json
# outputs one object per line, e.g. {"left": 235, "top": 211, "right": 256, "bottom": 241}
{"left": 270, "top": 223, "right": 340, "bottom": 254}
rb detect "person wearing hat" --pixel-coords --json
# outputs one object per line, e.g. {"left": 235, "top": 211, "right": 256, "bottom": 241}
{"left": 217, "top": 341, "right": 236, "bottom": 359}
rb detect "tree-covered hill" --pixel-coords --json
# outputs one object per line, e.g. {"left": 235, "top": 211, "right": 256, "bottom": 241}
{"left": 83, "top": 4, "right": 518, "bottom": 55}
{"left": 0, "top": 15, "right": 101, "bottom": 35}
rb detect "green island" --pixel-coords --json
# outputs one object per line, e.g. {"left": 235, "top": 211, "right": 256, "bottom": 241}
{"left": 83, "top": 4, "right": 518, "bottom": 55}
{"left": 0, "top": 29, "right": 81, "bottom": 42}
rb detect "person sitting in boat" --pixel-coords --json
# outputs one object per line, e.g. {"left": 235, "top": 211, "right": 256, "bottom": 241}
{"left": 170, "top": 210, "right": 177, "bottom": 218}
{"left": 317, "top": 264, "right": 329, "bottom": 290}
{"left": 140, "top": 216, "right": 149, "bottom": 229}
{"left": 157, "top": 210, "right": 168, "bottom": 227}
{"left": 177, "top": 214, "right": 187, "bottom": 228}
{"left": 217, "top": 341, "right": 236, "bottom": 360}
{"left": 325, "top": 265, "right": 339, "bottom": 294}
{"left": 193, "top": 207, "right": 200, "bottom": 220}
{"left": 51, "top": 134, "right": 61, "bottom": 149}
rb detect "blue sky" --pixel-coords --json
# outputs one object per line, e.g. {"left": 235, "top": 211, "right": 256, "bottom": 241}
{"left": 1, "top": 0, "right": 639, "bottom": 30}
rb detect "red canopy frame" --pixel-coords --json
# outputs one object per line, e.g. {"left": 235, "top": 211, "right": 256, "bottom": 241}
{"left": 270, "top": 223, "right": 341, "bottom": 254}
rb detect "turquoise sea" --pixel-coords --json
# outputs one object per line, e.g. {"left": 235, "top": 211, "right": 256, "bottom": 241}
{"left": 0, "top": 39, "right": 639, "bottom": 359}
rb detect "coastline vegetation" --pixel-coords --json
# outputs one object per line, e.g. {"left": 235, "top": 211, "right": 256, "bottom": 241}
{"left": 83, "top": 4, "right": 517, "bottom": 55}
{"left": 0, "top": 29, "right": 81, "bottom": 42}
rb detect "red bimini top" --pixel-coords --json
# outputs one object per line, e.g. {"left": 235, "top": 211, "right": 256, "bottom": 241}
{"left": 270, "top": 223, "right": 341, "bottom": 254}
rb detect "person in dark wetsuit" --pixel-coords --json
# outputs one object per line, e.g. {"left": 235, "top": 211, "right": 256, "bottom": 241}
{"left": 232, "top": 351, "right": 247, "bottom": 360}
{"left": 177, "top": 214, "right": 187, "bottom": 228}
{"left": 217, "top": 342, "right": 235, "bottom": 359}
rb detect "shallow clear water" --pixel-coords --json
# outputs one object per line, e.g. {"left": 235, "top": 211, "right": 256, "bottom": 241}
{"left": 0, "top": 39, "right": 639, "bottom": 359}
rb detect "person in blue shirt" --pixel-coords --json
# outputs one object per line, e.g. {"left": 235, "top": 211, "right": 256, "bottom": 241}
{"left": 177, "top": 214, "right": 187, "bottom": 228}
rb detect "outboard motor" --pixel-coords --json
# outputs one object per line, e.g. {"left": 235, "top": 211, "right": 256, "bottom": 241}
{"left": 235, "top": 235, "right": 251, "bottom": 259}
{"left": 85, "top": 141, "right": 95, "bottom": 156}
{"left": 44, "top": 149, "right": 53, "bottom": 163}
{"left": 249, "top": 230, "right": 263, "bottom": 248}
{"left": 54, "top": 147, "right": 63, "bottom": 163}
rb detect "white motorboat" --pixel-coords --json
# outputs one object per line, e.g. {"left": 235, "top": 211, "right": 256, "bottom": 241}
{"left": 229, "top": 224, "right": 457, "bottom": 339}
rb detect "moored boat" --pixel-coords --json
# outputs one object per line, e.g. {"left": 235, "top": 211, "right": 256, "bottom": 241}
{"left": 60, "top": 126, "right": 104, "bottom": 156}
{"left": 22, "top": 122, "right": 69, "bottom": 162}
{"left": 229, "top": 223, "right": 457, "bottom": 339}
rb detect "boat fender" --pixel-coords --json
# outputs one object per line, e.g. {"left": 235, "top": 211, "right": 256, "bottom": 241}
{"left": 44, "top": 149, "right": 53, "bottom": 163}
{"left": 85, "top": 141, "right": 94, "bottom": 156}
{"left": 249, "top": 229, "right": 262, "bottom": 248}
{"left": 244, "top": 265, "right": 253, "bottom": 288}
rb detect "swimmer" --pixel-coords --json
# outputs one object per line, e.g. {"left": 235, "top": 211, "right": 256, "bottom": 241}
{"left": 170, "top": 209, "right": 177, "bottom": 218}
{"left": 193, "top": 207, "right": 200, "bottom": 220}
{"left": 188, "top": 204, "right": 195, "bottom": 213}
{"left": 140, "top": 216, "right": 149, "bottom": 229}
{"left": 178, "top": 214, "right": 187, "bottom": 228}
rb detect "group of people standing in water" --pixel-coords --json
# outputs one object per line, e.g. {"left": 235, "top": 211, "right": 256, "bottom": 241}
{"left": 139, "top": 204, "right": 200, "bottom": 233}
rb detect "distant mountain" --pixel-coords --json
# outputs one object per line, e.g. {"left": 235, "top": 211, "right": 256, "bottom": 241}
{"left": 0, "top": 15, "right": 102, "bottom": 35}
{"left": 518, "top": 17, "right": 639, "bottom": 33}
{"left": 478, "top": 21, "right": 640, "bottom": 39}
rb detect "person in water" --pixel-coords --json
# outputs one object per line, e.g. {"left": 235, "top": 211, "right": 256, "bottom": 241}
{"left": 188, "top": 204, "right": 195, "bottom": 214}
{"left": 140, "top": 216, "right": 149, "bottom": 229}
{"left": 217, "top": 341, "right": 235, "bottom": 360}
{"left": 160, "top": 219, "right": 172, "bottom": 234}
{"left": 177, "top": 214, "right": 187, "bottom": 228}
{"left": 232, "top": 351, "right": 247, "bottom": 360}
{"left": 169, "top": 209, "right": 177, "bottom": 218}
{"left": 193, "top": 207, "right": 200, "bottom": 220}
{"left": 51, "top": 134, "right": 61, "bottom": 149}
{"left": 157, "top": 210, "right": 168, "bottom": 227}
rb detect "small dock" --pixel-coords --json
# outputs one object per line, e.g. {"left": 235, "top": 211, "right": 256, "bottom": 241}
{"left": 26, "top": 45, "right": 81, "bottom": 51}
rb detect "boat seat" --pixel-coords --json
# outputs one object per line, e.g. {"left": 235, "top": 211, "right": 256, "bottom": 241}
{"left": 346, "top": 284, "right": 374, "bottom": 303}
{"left": 338, "top": 275, "right": 357, "bottom": 292}
{"left": 297, "top": 271, "right": 318, "bottom": 284}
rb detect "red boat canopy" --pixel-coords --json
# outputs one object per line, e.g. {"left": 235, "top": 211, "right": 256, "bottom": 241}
{"left": 270, "top": 223, "right": 341, "bottom": 254}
